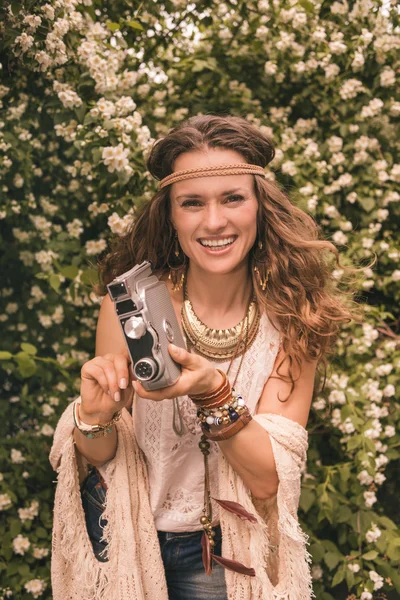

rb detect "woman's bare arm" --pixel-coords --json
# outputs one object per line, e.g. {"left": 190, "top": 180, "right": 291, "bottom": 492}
{"left": 217, "top": 348, "right": 317, "bottom": 499}
{"left": 73, "top": 294, "right": 133, "bottom": 466}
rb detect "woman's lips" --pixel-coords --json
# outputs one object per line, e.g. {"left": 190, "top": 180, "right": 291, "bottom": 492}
{"left": 197, "top": 236, "right": 238, "bottom": 254}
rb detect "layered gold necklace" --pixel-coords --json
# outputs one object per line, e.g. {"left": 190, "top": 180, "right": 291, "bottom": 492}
{"left": 181, "top": 278, "right": 260, "bottom": 362}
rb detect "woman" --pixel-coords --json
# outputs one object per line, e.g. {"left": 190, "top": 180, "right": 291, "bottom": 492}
{"left": 50, "top": 115, "right": 353, "bottom": 600}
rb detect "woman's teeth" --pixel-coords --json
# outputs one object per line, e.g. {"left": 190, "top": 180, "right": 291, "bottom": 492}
{"left": 199, "top": 237, "right": 235, "bottom": 248}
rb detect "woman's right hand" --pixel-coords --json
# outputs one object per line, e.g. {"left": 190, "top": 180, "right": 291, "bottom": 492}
{"left": 79, "top": 352, "right": 133, "bottom": 424}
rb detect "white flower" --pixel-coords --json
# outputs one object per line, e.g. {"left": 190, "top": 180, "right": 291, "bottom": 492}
{"left": 328, "top": 137, "right": 343, "bottom": 154}
{"left": 391, "top": 270, "right": 400, "bottom": 282}
{"left": 332, "top": 231, "right": 348, "bottom": 246}
{"left": 380, "top": 68, "right": 396, "bottom": 87}
{"left": 281, "top": 161, "right": 297, "bottom": 176}
{"left": 18, "top": 500, "right": 39, "bottom": 521}
{"left": 311, "top": 565, "right": 323, "bottom": 581}
{"left": 328, "top": 390, "right": 346, "bottom": 405}
{"left": 330, "top": 1, "right": 348, "bottom": 14}
{"left": 33, "top": 547, "right": 49, "bottom": 559}
{"left": 24, "top": 579, "right": 47, "bottom": 598}
{"left": 340, "top": 417, "right": 355, "bottom": 434}
{"left": 13, "top": 534, "right": 30, "bottom": 555}
{"left": 42, "top": 4, "right": 55, "bottom": 19}
{"left": 374, "top": 472, "right": 386, "bottom": 485}
{"left": 357, "top": 470, "right": 373, "bottom": 485}
{"left": 264, "top": 61, "right": 277, "bottom": 75}
{"left": 360, "top": 98, "right": 384, "bottom": 119}
{"left": 364, "top": 491, "right": 377, "bottom": 507}
{"left": 102, "top": 143, "right": 130, "bottom": 173}
{"left": 348, "top": 563, "right": 360, "bottom": 572}
{"left": 85, "top": 239, "right": 107, "bottom": 256}
{"left": 375, "top": 363, "right": 393, "bottom": 376}
{"left": 366, "top": 524, "right": 382, "bottom": 543}
{"left": 0, "top": 493, "right": 12, "bottom": 510}
{"left": 351, "top": 51, "right": 365, "bottom": 71}
{"left": 11, "top": 449, "right": 25, "bottom": 464}
{"left": 339, "top": 79, "right": 365, "bottom": 100}
{"left": 107, "top": 212, "right": 134, "bottom": 236}
{"left": 42, "top": 403, "right": 54, "bottom": 417}
{"left": 369, "top": 570, "right": 384, "bottom": 591}
{"left": 384, "top": 425, "right": 395, "bottom": 437}
{"left": 14, "top": 33, "right": 34, "bottom": 52}
{"left": 361, "top": 591, "right": 373, "bottom": 600}
{"left": 313, "top": 398, "right": 326, "bottom": 411}
{"left": 375, "top": 454, "right": 388, "bottom": 469}
{"left": 67, "top": 218, "right": 84, "bottom": 239}
{"left": 40, "top": 424, "right": 54, "bottom": 436}
{"left": 324, "top": 63, "right": 340, "bottom": 80}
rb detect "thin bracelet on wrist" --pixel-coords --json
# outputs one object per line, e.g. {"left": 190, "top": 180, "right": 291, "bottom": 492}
{"left": 73, "top": 400, "right": 121, "bottom": 439}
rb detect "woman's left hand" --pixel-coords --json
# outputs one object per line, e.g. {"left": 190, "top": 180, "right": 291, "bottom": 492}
{"left": 132, "top": 344, "right": 224, "bottom": 401}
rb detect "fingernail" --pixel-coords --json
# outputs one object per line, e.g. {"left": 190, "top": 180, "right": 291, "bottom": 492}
{"left": 114, "top": 391, "right": 121, "bottom": 402}
{"left": 119, "top": 378, "right": 127, "bottom": 389}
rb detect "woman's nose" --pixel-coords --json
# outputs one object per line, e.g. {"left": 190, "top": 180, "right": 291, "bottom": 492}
{"left": 204, "top": 204, "right": 228, "bottom": 231}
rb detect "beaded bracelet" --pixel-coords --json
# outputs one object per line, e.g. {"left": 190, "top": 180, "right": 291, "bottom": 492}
{"left": 197, "top": 390, "right": 248, "bottom": 428}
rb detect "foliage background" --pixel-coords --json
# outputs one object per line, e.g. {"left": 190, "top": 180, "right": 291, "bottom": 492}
{"left": 0, "top": 0, "right": 399, "bottom": 598}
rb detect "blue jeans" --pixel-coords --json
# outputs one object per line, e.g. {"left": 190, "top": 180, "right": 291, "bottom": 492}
{"left": 80, "top": 467, "right": 228, "bottom": 600}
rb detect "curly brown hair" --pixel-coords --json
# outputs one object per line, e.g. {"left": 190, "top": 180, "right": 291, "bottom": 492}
{"left": 95, "top": 114, "right": 358, "bottom": 395}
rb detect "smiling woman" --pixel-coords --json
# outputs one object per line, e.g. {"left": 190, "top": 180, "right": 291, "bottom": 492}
{"left": 51, "top": 114, "right": 357, "bottom": 600}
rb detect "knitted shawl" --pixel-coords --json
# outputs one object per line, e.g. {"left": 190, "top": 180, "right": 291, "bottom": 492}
{"left": 49, "top": 402, "right": 313, "bottom": 600}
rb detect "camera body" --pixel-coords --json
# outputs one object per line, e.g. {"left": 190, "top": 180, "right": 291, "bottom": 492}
{"left": 107, "top": 261, "right": 186, "bottom": 391}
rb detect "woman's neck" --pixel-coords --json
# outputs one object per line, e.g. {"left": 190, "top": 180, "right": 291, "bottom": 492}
{"left": 185, "top": 262, "right": 253, "bottom": 329}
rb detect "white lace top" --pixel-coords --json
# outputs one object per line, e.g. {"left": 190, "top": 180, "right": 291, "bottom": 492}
{"left": 132, "top": 311, "right": 281, "bottom": 532}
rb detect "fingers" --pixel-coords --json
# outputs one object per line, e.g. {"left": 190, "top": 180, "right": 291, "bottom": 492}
{"left": 133, "top": 377, "right": 185, "bottom": 401}
{"left": 81, "top": 354, "right": 131, "bottom": 402}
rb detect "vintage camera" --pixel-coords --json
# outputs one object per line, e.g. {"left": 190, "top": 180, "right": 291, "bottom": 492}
{"left": 107, "top": 261, "right": 187, "bottom": 391}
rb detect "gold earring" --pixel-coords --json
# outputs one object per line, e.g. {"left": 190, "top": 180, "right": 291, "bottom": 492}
{"left": 167, "top": 232, "right": 187, "bottom": 292}
{"left": 253, "top": 265, "right": 269, "bottom": 291}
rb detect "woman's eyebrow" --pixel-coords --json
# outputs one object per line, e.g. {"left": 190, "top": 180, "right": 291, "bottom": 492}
{"left": 175, "top": 187, "right": 245, "bottom": 200}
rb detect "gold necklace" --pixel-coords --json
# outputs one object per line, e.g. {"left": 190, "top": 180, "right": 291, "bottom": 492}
{"left": 181, "top": 277, "right": 260, "bottom": 361}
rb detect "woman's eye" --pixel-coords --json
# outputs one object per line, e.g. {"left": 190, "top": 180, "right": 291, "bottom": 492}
{"left": 181, "top": 200, "right": 202, "bottom": 207}
{"left": 226, "top": 195, "right": 244, "bottom": 203}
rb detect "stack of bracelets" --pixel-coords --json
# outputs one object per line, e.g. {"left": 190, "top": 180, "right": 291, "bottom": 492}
{"left": 189, "top": 369, "right": 252, "bottom": 441}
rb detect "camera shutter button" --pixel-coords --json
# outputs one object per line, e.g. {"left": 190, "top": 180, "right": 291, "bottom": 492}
{"left": 124, "top": 316, "right": 147, "bottom": 339}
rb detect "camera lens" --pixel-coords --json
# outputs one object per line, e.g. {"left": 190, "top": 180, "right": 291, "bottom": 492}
{"left": 134, "top": 358, "right": 157, "bottom": 381}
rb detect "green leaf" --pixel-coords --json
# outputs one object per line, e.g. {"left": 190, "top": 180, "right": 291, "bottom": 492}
{"left": 35, "top": 527, "right": 48, "bottom": 539}
{"left": 358, "top": 197, "right": 375, "bottom": 213}
{"left": 20, "top": 343, "right": 37, "bottom": 356}
{"left": 331, "top": 569, "right": 345, "bottom": 587}
{"left": 16, "top": 356, "right": 37, "bottom": 378}
{"left": 324, "top": 551, "right": 341, "bottom": 570}
{"left": 0, "top": 351, "right": 12, "bottom": 360}
{"left": 49, "top": 274, "right": 61, "bottom": 292}
{"left": 299, "top": 488, "right": 316, "bottom": 513}
{"left": 125, "top": 20, "right": 144, "bottom": 30}
{"left": 297, "top": 0, "right": 314, "bottom": 11}
{"left": 387, "top": 538, "right": 400, "bottom": 562}
{"left": 9, "top": 520, "right": 21, "bottom": 537}
{"left": 347, "top": 435, "right": 362, "bottom": 451}
{"left": 60, "top": 265, "right": 79, "bottom": 280}
{"left": 336, "top": 505, "right": 352, "bottom": 523}
{"left": 362, "top": 550, "right": 378, "bottom": 560}
{"left": 310, "top": 542, "right": 325, "bottom": 563}
{"left": 80, "top": 268, "right": 99, "bottom": 285}
{"left": 10, "top": 1, "right": 21, "bottom": 16}
{"left": 106, "top": 21, "right": 120, "bottom": 32}
{"left": 378, "top": 516, "right": 397, "bottom": 530}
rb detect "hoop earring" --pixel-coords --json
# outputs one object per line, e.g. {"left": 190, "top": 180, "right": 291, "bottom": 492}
{"left": 251, "top": 239, "right": 270, "bottom": 292}
{"left": 167, "top": 232, "right": 187, "bottom": 292}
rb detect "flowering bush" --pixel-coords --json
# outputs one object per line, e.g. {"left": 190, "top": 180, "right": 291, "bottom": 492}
{"left": 0, "top": 0, "right": 399, "bottom": 598}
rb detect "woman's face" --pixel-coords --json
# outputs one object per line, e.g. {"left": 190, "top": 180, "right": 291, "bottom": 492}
{"left": 170, "top": 148, "right": 259, "bottom": 277}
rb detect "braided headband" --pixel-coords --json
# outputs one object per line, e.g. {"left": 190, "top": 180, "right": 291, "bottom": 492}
{"left": 158, "top": 163, "right": 267, "bottom": 189}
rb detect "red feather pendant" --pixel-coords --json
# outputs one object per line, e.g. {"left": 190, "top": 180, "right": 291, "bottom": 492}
{"left": 213, "top": 498, "right": 258, "bottom": 523}
{"left": 211, "top": 553, "right": 256, "bottom": 577}
{"left": 201, "top": 531, "right": 213, "bottom": 576}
